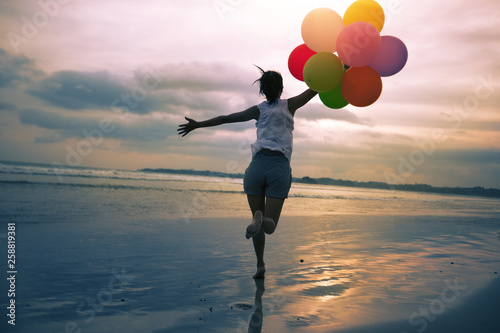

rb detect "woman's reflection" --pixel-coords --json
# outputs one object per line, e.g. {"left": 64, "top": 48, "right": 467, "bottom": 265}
{"left": 248, "top": 278, "right": 265, "bottom": 333}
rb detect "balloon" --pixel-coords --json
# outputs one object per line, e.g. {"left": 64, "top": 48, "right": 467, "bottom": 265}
{"left": 301, "top": 8, "right": 345, "bottom": 53}
{"left": 319, "top": 83, "right": 348, "bottom": 109}
{"left": 341, "top": 66, "right": 382, "bottom": 107}
{"left": 368, "top": 35, "right": 408, "bottom": 77}
{"left": 343, "top": 0, "right": 385, "bottom": 32}
{"left": 288, "top": 44, "right": 317, "bottom": 81}
{"left": 336, "top": 21, "right": 381, "bottom": 67}
{"left": 303, "top": 52, "right": 344, "bottom": 93}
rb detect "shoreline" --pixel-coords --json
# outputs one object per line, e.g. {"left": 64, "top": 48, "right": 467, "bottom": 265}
{"left": 139, "top": 166, "right": 500, "bottom": 199}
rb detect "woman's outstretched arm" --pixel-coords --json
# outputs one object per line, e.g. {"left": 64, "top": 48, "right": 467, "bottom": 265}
{"left": 287, "top": 88, "right": 318, "bottom": 116}
{"left": 177, "top": 105, "right": 260, "bottom": 137}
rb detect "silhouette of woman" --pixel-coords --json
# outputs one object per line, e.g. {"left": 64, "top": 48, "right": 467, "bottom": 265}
{"left": 178, "top": 66, "right": 317, "bottom": 278}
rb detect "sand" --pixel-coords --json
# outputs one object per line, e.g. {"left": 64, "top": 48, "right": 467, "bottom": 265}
{"left": 2, "top": 213, "right": 499, "bottom": 332}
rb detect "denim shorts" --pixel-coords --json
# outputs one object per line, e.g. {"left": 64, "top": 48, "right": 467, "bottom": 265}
{"left": 243, "top": 150, "right": 292, "bottom": 199}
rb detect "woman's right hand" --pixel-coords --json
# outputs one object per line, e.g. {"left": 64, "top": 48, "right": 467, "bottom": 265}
{"left": 177, "top": 117, "right": 199, "bottom": 137}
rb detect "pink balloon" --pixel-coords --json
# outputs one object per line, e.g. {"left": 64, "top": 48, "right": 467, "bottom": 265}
{"left": 336, "top": 22, "right": 381, "bottom": 67}
{"left": 368, "top": 35, "right": 408, "bottom": 76}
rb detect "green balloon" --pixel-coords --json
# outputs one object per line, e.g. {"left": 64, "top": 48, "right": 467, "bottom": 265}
{"left": 319, "top": 83, "right": 348, "bottom": 109}
{"left": 303, "top": 52, "right": 344, "bottom": 93}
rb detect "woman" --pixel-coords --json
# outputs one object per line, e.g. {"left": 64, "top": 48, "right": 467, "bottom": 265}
{"left": 178, "top": 67, "right": 317, "bottom": 278}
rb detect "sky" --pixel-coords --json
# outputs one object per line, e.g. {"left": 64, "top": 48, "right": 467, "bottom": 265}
{"left": 0, "top": 0, "right": 499, "bottom": 188}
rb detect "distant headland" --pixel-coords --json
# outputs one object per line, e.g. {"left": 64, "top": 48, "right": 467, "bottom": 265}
{"left": 139, "top": 168, "right": 500, "bottom": 198}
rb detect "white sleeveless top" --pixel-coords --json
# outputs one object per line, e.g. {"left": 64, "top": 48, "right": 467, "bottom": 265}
{"left": 251, "top": 99, "right": 294, "bottom": 161}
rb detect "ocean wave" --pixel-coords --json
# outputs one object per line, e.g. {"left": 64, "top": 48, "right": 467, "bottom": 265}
{"left": 0, "top": 179, "right": 457, "bottom": 203}
{"left": 0, "top": 161, "right": 482, "bottom": 204}
{"left": 0, "top": 179, "right": 173, "bottom": 191}
{"left": 288, "top": 193, "right": 434, "bottom": 202}
{"left": 0, "top": 179, "right": 247, "bottom": 195}
{"left": 0, "top": 161, "right": 240, "bottom": 185}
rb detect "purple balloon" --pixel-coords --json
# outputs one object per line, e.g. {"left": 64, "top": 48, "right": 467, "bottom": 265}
{"left": 369, "top": 36, "right": 408, "bottom": 77}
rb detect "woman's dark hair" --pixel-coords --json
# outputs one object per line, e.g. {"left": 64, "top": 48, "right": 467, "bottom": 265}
{"left": 253, "top": 65, "right": 283, "bottom": 104}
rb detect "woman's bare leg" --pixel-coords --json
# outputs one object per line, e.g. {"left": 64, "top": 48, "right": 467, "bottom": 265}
{"left": 263, "top": 197, "right": 284, "bottom": 234}
{"left": 247, "top": 195, "right": 285, "bottom": 278}
{"left": 247, "top": 195, "right": 266, "bottom": 277}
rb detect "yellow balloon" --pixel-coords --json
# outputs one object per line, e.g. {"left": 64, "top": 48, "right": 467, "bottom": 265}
{"left": 301, "top": 8, "right": 345, "bottom": 53}
{"left": 343, "top": 0, "right": 385, "bottom": 32}
{"left": 303, "top": 53, "right": 344, "bottom": 93}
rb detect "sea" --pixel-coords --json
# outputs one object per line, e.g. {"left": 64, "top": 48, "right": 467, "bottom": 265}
{"left": 2, "top": 159, "right": 500, "bottom": 225}
{"left": 1, "top": 160, "right": 500, "bottom": 332}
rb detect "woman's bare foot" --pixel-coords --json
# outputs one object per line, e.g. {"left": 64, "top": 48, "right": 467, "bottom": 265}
{"left": 246, "top": 211, "right": 263, "bottom": 239}
{"left": 253, "top": 265, "right": 266, "bottom": 279}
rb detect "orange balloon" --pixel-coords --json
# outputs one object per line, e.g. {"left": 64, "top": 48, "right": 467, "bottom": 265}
{"left": 341, "top": 66, "right": 382, "bottom": 107}
{"left": 301, "top": 8, "right": 345, "bottom": 53}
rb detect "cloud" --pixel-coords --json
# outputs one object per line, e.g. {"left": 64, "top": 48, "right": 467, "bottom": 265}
{"left": 24, "top": 61, "right": 261, "bottom": 118}
{"left": 1, "top": 0, "right": 499, "bottom": 188}
{"left": 0, "top": 48, "right": 43, "bottom": 87}
{"left": 27, "top": 70, "right": 164, "bottom": 114}
{"left": 134, "top": 62, "right": 260, "bottom": 116}
{"left": 374, "top": 0, "right": 500, "bottom": 111}
{"left": 297, "top": 102, "right": 374, "bottom": 126}
{"left": 18, "top": 107, "right": 177, "bottom": 145}
{"left": 146, "top": 61, "right": 256, "bottom": 93}
{"left": 396, "top": 148, "right": 500, "bottom": 187}
{"left": 0, "top": 101, "right": 17, "bottom": 112}
{"left": 34, "top": 133, "right": 65, "bottom": 144}
{"left": 434, "top": 148, "right": 500, "bottom": 166}
{"left": 19, "top": 108, "right": 84, "bottom": 131}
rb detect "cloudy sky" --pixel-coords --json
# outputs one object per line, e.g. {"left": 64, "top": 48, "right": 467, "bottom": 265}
{"left": 0, "top": 0, "right": 499, "bottom": 188}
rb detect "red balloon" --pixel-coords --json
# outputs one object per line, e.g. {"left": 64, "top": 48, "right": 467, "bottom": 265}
{"left": 341, "top": 66, "right": 382, "bottom": 107}
{"left": 288, "top": 44, "right": 316, "bottom": 81}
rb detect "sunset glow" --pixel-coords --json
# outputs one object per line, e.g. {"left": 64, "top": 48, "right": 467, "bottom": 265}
{"left": 1, "top": 0, "right": 499, "bottom": 187}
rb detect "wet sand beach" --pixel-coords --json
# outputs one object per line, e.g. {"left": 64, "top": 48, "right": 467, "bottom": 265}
{"left": 5, "top": 211, "right": 500, "bottom": 332}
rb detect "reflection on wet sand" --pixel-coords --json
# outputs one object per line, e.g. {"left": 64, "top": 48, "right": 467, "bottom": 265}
{"left": 248, "top": 278, "right": 265, "bottom": 333}
{"left": 251, "top": 215, "right": 500, "bottom": 331}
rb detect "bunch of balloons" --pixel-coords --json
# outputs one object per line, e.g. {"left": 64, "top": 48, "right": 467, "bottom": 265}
{"left": 288, "top": 0, "right": 408, "bottom": 108}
